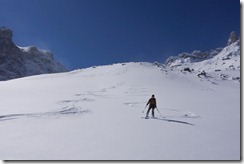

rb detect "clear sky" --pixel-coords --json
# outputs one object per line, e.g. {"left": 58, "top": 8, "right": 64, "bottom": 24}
{"left": 0, "top": 0, "right": 240, "bottom": 70}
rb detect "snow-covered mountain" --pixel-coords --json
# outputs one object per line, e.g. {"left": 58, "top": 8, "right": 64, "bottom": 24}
{"left": 0, "top": 31, "right": 240, "bottom": 160}
{"left": 164, "top": 31, "right": 240, "bottom": 82}
{"left": 165, "top": 48, "right": 223, "bottom": 66}
{"left": 0, "top": 27, "right": 67, "bottom": 81}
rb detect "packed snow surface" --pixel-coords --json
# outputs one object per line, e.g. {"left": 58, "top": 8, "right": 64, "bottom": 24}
{"left": 0, "top": 62, "right": 240, "bottom": 160}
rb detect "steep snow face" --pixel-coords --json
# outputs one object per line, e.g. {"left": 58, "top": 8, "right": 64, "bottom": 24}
{"left": 164, "top": 40, "right": 240, "bottom": 82}
{"left": 192, "top": 41, "right": 240, "bottom": 72}
{"left": 0, "top": 62, "right": 240, "bottom": 160}
{"left": 0, "top": 27, "right": 67, "bottom": 81}
{"left": 165, "top": 31, "right": 240, "bottom": 70}
{"left": 165, "top": 48, "right": 223, "bottom": 67}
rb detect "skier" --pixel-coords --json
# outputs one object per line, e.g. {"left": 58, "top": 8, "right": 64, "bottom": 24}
{"left": 145, "top": 95, "right": 157, "bottom": 119}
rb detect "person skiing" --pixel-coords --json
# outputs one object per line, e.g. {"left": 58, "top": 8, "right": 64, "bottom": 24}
{"left": 145, "top": 94, "right": 157, "bottom": 118}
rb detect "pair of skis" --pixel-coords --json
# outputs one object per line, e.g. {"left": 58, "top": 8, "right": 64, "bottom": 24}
{"left": 142, "top": 106, "right": 163, "bottom": 118}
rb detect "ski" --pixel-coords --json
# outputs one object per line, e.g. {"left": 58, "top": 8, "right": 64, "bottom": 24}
{"left": 141, "top": 116, "right": 158, "bottom": 119}
{"left": 141, "top": 116, "right": 165, "bottom": 119}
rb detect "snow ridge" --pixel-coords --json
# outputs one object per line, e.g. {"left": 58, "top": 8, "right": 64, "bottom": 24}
{"left": 164, "top": 32, "right": 240, "bottom": 82}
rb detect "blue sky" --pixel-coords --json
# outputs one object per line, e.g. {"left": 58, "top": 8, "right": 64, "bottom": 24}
{"left": 0, "top": 0, "right": 240, "bottom": 69}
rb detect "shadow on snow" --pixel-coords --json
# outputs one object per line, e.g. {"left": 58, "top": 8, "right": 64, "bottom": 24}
{"left": 155, "top": 117, "right": 194, "bottom": 125}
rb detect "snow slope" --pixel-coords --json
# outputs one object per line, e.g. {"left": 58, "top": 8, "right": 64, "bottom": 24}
{"left": 0, "top": 62, "right": 240, "bottom": 160}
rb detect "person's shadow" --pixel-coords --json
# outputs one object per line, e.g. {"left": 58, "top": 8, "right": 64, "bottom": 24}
{"left": 155, "top": 117, "right": 194, "bottom": 126}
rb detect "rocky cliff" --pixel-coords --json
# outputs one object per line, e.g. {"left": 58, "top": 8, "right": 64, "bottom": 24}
{"left": 0, "top": 27, "right": 67, "bottom": 81}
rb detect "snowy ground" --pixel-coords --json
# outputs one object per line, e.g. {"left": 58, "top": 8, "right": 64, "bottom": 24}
{"left": 0, "top": 62, "right": 240, "bottom": 160}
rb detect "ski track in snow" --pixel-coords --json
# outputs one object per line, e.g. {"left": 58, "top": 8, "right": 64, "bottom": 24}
{"left": 0, "top": 78, "right": 199, "bottom": 124}
{"left": 0, "top": 108, "right": 91, "bottom": 122}
{"left": 0, "top": 61, "right": 240, "bottom": 160}
{"left": 0, "top": 94, "right": 95, "bottom": 121}
{"left": 0, "top": 81, "right": 128, "bottom": 122}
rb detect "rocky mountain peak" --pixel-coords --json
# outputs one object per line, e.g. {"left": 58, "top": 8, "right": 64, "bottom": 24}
{"left": 0, "top": 27, "right": 67, "bottom": 81}
{"left": 0, "top": 27, "right": 18, "bottom": 53}
{"left": 0, "top": 27, "right": 13, "bottom": 38}
{"left": 165, "top": 31, "right": 240, "bottom": 67}
{"left": 0, "top": 27, "right": 13, "bottom": 44}
{"left": 227, "top": 31, "right": 239, "bottom": 46}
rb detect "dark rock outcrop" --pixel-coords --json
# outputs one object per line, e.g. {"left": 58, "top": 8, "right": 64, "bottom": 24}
{"left": 227, "top": 31, "right": 239, "bottom": 46}
{"left": 0, "top": 27, "right": 67, "bottom": 81}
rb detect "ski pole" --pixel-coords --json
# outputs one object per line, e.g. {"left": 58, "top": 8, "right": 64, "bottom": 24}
{"left": 142, "top": 105, "right": 147, "bottom": 113}
{"left": 156, "top": 107, "right": 163, "bottom": 118}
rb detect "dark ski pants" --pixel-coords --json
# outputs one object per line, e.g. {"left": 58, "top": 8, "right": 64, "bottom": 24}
{"left": 146, "top": 106, "right": 156, "bottom": 117}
